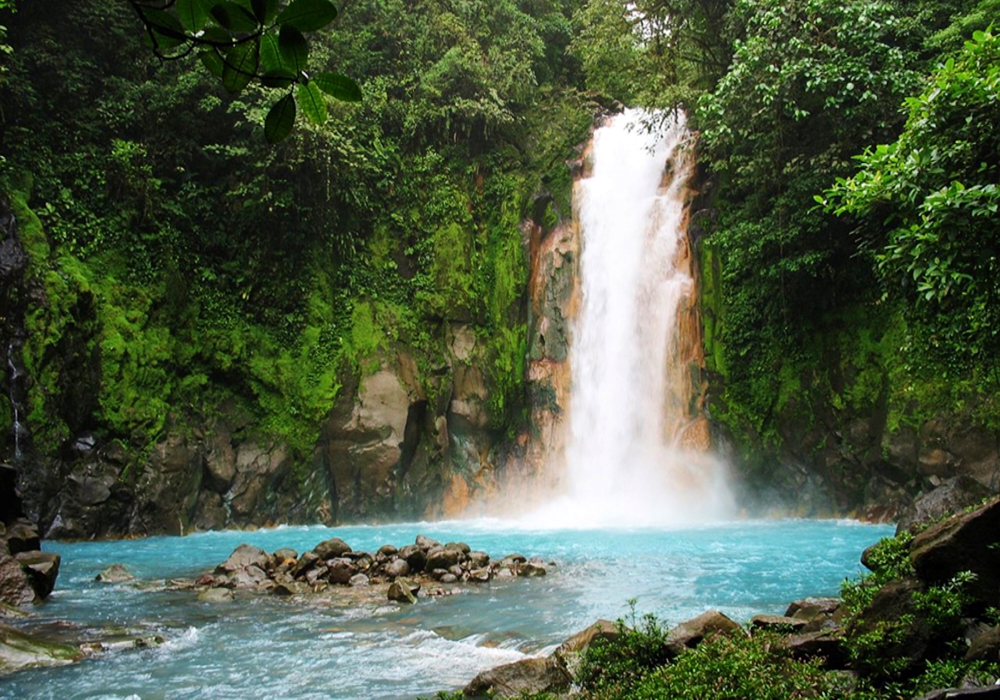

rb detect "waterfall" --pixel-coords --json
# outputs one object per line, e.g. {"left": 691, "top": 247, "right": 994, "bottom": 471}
{"left": 528, "top": 109, "right": 735, "bottom": 528}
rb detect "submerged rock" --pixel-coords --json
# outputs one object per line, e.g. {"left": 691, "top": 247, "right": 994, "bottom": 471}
{"left": 0, "top": 623, "right": 81, "bottom": 675}
{"left": 95, "top": 564, "right": 135, "bottom": 584}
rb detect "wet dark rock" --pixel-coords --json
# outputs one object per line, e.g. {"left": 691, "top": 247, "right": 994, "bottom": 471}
{"left": 384, "top": 558, "right": 409, "bottom": 579}
{"left": 4, "top": 520, "right": 40, "bottom": 556}
{"left": 399, "top": 544, "right": 426, "bottom": 572}
{"left": 517, "top": 560, "right": 547, "bottom": 577}
{"left": 415, "top": 535, "right": 440, "bottom": 550}
{"left": 387, "top": 579, "right": 419, "bottom": 604}
{"left": 916, "top": 688, "right": 1000, "bottom": 700}
{"left": 966, "top": 625, "right": 1000, "bottom": 662}
{"left": 896, "top": 476, "right": 993, "bottom": 535}
{"left": 313, "top": 537, "right": 352, "bottom": 559}
{"left": 272, "top": 548, "right": 298, "bottom": 564}
{"left": 378, "top": 544, "right": 398, "bottom": 557}
{"left": 0, "top": 556, "right": 37, "bottom": 606}
{"left": 216, "top": 544, "right": 271, "bottom": 575}
{"left": 463, "top": 656, "right": 571, "bottom": 698}
{"left": 845, "top": 577, "right": 936, "bottom": 678}
{"left": 15, "top": 551, "right": 60, "bottom": 599}
{"left": 327, "top": 559, "right": 356, "bottom": 585}
{"left": 426, "top": 545, "right": 465, "bottom": 570}
{"left": 749, "top": 614, "right": 807, "bottom": 633}
{"left": 910, "top": 497, "right": 1000, "bottom": 606}
{"left": 784, "top": 630, "right": 849, "bottom": 669}
{"left": 0, "top": 623, "right": 81, "bottom": 675}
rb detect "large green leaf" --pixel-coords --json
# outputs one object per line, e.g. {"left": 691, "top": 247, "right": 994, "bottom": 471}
{"left": 175, "top": 0, "right": 211, "bottom": 33}
{"left": 222, "top": 39, "right": 260, "bottom": 93}
{"left": 265, "top": 94, "right": 296, "bottom": 143}
{"left": 276, "top": 0, "right": 338, "bottom": 32}
{"left": 201, "top": 25, "right": 234, "bottom": 45}
{"left": 210, "top": 1, "right": 260, "bottom": 33}
{"left": 200, "top": 49, "right": 226, "bottom": 78}
{"left": 297, "top": 81, "right": 327, "bottom": 125}
{"left": 140, "top": 8, "right": 187, "bottom": 49}
{"left": 261, "top": 68, "right": 296, "bottom": 88}
{"left": 251, "top": 0, "right": 280, "bottom": 24}
{"left": 278, "top": 25, "right": 309, "bottom": 73}
{"left": 312, "top": 72, "right": 362, "bottom": 102}
{"left": 259, "top": 34, "right": 283, "bottom": 71}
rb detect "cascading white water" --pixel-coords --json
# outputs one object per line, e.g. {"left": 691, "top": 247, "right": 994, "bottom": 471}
{"left": 7, "top": 341, "right": 25, "bottom": 461}
{"left": 527, "top": 109, "right": 735, "bottom": 528}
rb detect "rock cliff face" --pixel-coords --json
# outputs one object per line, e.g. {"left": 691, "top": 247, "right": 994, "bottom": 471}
{"left": 10, "top": 331, "right": 508, "bottom": 538}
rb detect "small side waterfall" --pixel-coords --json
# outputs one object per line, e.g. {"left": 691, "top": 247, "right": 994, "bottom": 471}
{"left": 528, "top": 109, "right": 734, "bottom": 527}
{"left": 7, "top": 340, "right": 29, "bottom": 462}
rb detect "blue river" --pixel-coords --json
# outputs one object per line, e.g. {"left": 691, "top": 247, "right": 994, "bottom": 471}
{"left": 0, "top": 518, "right": 892, "bottom": 699}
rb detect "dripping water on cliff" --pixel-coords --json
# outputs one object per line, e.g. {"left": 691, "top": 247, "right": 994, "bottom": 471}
{"left": 525, "top": 109, "right": 735, "bottom": 527}
{"left": 1, "top": 199, "right": 31, "bottom": 464}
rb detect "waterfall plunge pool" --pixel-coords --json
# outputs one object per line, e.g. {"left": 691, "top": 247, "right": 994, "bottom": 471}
{"left": 2, "top": 519, "right": 891, "bottom": 699}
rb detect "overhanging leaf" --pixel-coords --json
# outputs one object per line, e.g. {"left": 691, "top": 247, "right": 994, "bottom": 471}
{"left": 277, "top": 0, "right": 338, "bottom": 32}
{"left": 278, "top": 25, "right": 309, "bottom": 73}
{"left": 210, "top": 1, "right": 260, "bottom": 33}
{"left": 200, "top": 49, "right": 226, "bottom": 78}
{"left": 312, "top": 72, "right": 362, "bottom": 102}
{"left": 175, "top": 0, "right": 211, "bottom": 33}
{"left": 297, "top": 81, "right": 327, "bottom": 125}
{"left": 259, "top": 34, "right": 283, "bottom": 72}
{"left": 261, "top": 68, "right": 296, "bottom": 88}
{"left": 251, "top": 0, "right": 280, "bottom": 24}
{"left": 222, "top": 39, "right": 260, "bottom": 94}
{"left": 265, "top": 94, "right": 296, "bottom": 143}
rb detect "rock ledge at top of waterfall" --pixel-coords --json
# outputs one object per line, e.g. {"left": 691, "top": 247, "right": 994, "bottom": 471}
{"left": 184, "top": 534, "right": 552, "bottom": 602}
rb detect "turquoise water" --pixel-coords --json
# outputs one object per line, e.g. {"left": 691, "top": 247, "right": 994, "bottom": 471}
{"left": 0, "top": 518, "right": 891, "bottom": 699}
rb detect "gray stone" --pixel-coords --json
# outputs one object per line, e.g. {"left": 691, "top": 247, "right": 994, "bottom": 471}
{"left": 313, "top": 538, "right": 352, "bottom": 559}
{"left": 197, "top": 587, "right": 235, "bottom": 603}
{"left": 896, "top": 476, "right": 992, "bottom": 535}
{"left": 387, "top": 579, "right": 418, "bottom": 604}
{"left": 95, "top": 564, "right": 135, "bottom": 584}
{"left": 349, "top": 574, "right": 369, "bottom": 587}
{"left": 217, "top": 544, "right": 271, "bottom": 575}
{"left": 0, "top": 623, "right": 81, "bottom": 675}
{"left": 384, "top": 558, "right": 409, "bottom": 579}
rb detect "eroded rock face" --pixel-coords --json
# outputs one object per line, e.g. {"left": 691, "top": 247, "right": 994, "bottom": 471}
{"left": 910, "top": 497, "right": 1000, "bottom": 605}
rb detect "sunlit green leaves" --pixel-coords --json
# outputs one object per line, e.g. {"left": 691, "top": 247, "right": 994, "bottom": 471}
{"left": 313, "top": 72, "right": 361, "bottom": 101}
{"left": 265, "top": 93, "right": 296, "bottom": 143}
{"left": 297, "top": 81, "right": 327, "bottom": 124}
{"left": 278, "top": 25, "right": 308, "bottom": 72}
{"left": 210, "top": 1, "right": 259, "bottom": 33}
{"left": 276, "top": 0, "right": 337, "bottom": 32}
{"left": 222, "top": 38, "right": 260, "bottom": 93}
{"left": 175, "top": 0, "right": 211, "bottom": 33}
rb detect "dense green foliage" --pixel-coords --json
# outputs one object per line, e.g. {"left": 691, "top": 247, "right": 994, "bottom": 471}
{"left": 826, "top": 29, "right": 1000, "bottom": 371}
{"left": 572, "top": 0, "right": 1000, "bottom": 462}
{"left": 0, "top": 0, "right": 593, "bottom": 472}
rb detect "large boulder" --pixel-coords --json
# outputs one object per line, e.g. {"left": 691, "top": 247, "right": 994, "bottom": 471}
{"left": 463, "top": 656, "right": 571, "bottom": 698}
{"left": 0, "top": 556, "right": 36, "bottom": 606}
{"left": 909, "top": 497, "right": 1000, "bottom": 606}
{"left": 313, "top": 538, "right": 352, "bottom": 559}
{"left": 665, "top": 610, "right": 743, "bottom": 655}
{"left": 15, "top": 552, "right": 59, "bottom": 599}
{"left": 553, "top": 619, "right": 619, "bottom": 677}
{"left": 896, "top": 476, "right": 993, "bottom": 535}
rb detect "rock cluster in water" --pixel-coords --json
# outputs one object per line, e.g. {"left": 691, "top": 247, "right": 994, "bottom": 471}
{"left": 194, "top": 534, "right": 550, "bottom": 601}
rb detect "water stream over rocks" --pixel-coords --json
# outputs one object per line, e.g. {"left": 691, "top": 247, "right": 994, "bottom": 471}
{"left": 0, "top": 519, "right": 890, "bottom": 698}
